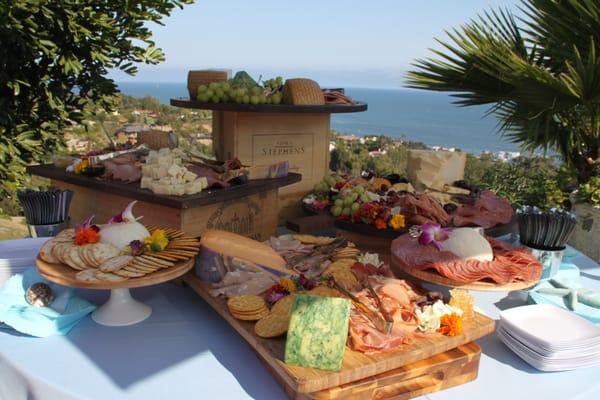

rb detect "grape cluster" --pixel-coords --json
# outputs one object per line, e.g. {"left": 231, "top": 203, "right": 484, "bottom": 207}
{"left": 196, "top": 78, "right": 283, "bottom": 105}
{"left": 330, "top": 185, "right": 370, "bottom": 217}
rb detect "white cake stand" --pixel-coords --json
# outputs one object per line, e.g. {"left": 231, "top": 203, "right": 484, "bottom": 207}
{"left": 36, "top": 257, "right": 194, "bottom": 326}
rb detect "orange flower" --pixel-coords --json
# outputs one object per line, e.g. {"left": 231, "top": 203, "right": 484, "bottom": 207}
{"left": 374, "top": 218, "right": 387, "bottom": 230}
{"left": 437, "top": 313, "right": 463, "bottom": 336}
{"left": 74, "top": 227, "right": 100, "bottom": 246}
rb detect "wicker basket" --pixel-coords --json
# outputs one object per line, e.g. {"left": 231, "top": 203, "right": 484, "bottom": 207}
{"left": 137, "top": 130, "right": 178, "bottom": 150}
{"left": 282, "top": 78, "right": 325, "bottom": 105}
{"left": 187, "top": 70, "right": 230, "bottom": 100}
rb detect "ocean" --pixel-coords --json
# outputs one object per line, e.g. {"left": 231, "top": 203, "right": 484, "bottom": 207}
{"left": 117, "top": 82, "right": 517, "bottom": 155}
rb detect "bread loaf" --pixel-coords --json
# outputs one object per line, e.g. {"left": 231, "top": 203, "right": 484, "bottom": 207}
{"left": 282, "top": 78, "right": 325, "bottom": 105}
{"left": 199, "top": 230, "right": 289, "bottom": 276}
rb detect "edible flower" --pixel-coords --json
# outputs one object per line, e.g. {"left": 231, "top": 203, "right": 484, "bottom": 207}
{"left": 374, "top": 217, "right": 387, "bottom": 230}
{"left": 74, "top": 158, "right": 89, "bottom": 174}
{"left": 74, "top": 227, "right": 100, "bottom": 245}
{"left": 144, "top": 229, "right": 169, "bottom": 252}
{"left": 389, "top": 214, "right": 406, "bottom": 230}
{"left": 418, "top": 223, "right": 452, "bottom": 250}
{"left": 128, "top": 240, "right": 144, "bottom": 256}
{"left": 437, "top": 313, "right": 463, "bottom": 336}
{"left": 264, "top": 284, "right": 288, "bottom": 307}
{"left": 279, "top": 277, "right": 297, "bottom": 293}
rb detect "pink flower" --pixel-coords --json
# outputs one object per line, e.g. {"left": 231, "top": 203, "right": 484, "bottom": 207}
{"left": 418, "top": 223, "right": 452, "bottom": 250}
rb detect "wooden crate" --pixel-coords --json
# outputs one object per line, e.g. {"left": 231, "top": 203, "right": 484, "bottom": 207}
{"left": 213, "top": 111, "right": 331, "bottom": 221}
{"left": 27, "top": 165, "right": 300, "bottom": 241}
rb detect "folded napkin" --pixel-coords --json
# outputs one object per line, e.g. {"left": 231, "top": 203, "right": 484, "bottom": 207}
{"left": 528, "top": 246, "right": 600, "bottom": 324}
{"left": 0, "top": 267, "right": 95, "bottom": 337}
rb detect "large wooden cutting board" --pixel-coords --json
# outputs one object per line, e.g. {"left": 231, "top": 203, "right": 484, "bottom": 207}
{"left": 184, "top": 274, "right": 495, "bottom": 395}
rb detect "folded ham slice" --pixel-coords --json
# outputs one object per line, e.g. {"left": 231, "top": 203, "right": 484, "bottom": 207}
{"left": 453, "top": 190, "right": 513, "bottom": 228}
{"left": 393, "top": 193, "right": 451, "bottom": 226}
{"left": 391, "top": 233, "right": 542, "bottom": 284}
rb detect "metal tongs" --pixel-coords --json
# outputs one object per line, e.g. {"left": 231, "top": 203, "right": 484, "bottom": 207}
{"left": 88, "top": 144, "right": 150, "bottom": 167}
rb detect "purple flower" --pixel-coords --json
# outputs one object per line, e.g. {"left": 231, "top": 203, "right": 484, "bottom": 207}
{"left": 299, "top": 274, "right": 317, "bottom": 290}
{"left": 265, "top": 291, "right": 287, "bottom": 307}
{"left": 418, "top": 223, "right": 452, "bottom": 250}
{"left": 129, "top": 240, "right": 144, "bottom": 256}
{"left": 74, "top": 215, "right": 95, "bottom": 233}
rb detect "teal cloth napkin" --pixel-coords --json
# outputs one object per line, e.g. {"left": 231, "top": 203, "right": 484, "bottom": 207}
{"left": 0, "top": 267, "right": 96, "bottom": 337}
{"left": 528, "top": 246, "right": 600, "bottom": 325}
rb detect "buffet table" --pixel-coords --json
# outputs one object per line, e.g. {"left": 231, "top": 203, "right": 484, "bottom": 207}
{"left": 1, "top": 242, "right": 599, "bottom": 400}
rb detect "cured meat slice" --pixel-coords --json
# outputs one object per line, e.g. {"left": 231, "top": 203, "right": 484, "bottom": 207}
{"left": 453, "top": 190, "right": 513, "bottom": 228}
{"left": 391, "top": 233, "right": 542, "bottom": 284}
{"left": 393, "top": 193, "right": 451, "bottom": 226}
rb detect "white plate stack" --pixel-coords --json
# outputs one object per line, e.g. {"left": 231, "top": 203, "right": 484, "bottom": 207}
{"left": 0, "top": 238, "right": 50, "bottom": 286}
{"left": 498, "top": 304, "right": 600, "bottom": 371}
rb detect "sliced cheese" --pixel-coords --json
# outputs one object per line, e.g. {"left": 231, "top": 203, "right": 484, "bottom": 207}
{"left": 440, "top": 228, "right": 493, "bottom": 262}
{"left": 200, "top": 230, "right": 290, "bottom": 275}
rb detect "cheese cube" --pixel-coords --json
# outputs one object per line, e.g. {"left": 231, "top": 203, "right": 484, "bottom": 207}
{"left": 172, "top": 184, "right": 186, "bottom": 196}
{"left": 151, "top": 182, "right": 171, "bottom": 195}
{"left": 167, "top": 164, "right": 182, "bottom": 177}
{"left": 157, "top": 155, "right": 172, "bottom": 166}
{"left": 172, "top": 157, "right": 182, "bottom": 165}
{"left": 183, "top": 170, "right": 197, "bottom": 182}
{"left": 284, "top": 294, "right": 350, "bottom": 371}
{"left": 158, "top": 176, "right": 172, "bottom": 185}
{"left": 146, "top": 151, "right": 158, "bottom": 164}
{"left": 198, "top": 176, "right": 208, "bottom": 189}
{"left": 141, "top": 164, "right": 152, "bottom": 177}
{"left": 140, "top": 177, "right": 152, "bottom": 189}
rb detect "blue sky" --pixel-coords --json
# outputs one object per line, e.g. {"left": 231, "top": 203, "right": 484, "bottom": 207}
{"left": 111, "top": 0, "right": 521, "bottom": 88}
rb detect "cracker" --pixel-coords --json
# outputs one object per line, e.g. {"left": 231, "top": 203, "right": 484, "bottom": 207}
{"left": 92, "top": 243, "right": 121, "bottom": 265}
{"left": 271, "top": 294, "right": 295, "bottom": 316}
{"left": 231, "top": 309, "right": 269, "bottom": 321}
{"left": 64, "top": 246, "right": 88, "bottom": 271}
{"left": 81, "top": 245, "right": 100, "bottom": 267}
{"left": 139, "top": 255, "right": 174, "bottom": 267}
{"left": 113, "top": 269, "right": 145, "bottom": 278}
{"left": 255, "top": 312, "right": 290, "bottom": 338}
{"left": 227, "top": 295, "right": 266, "bottom": 313}
{"left": 308, "top": 286, "right": 343, "bottom": 298}
{"left": 126, "top": 263, "right": 159, "bottom": 273}
{"left": 100, "top": 255, "right": 133, "bottom": 272}
{"left": 52, "top": 242, "right": 71, "bottom": 264}
{"left": 75, "top": 269, "right": 99, "bottom": 282}
{"left": 39, "top": 240, "right": 59, "bottom": 263}
{"left": 55, "top": 228, "right": 75, "bottom": 242}
{"left": 95, "top": 271, "right": 128, "bottom": 282}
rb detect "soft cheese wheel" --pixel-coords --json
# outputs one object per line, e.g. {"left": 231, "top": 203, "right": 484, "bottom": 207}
{"left": 440, "top": 228, "right": 493, "bottom": 262}
{"left": 200, "top": 230, "right": 287, "bottom": 274}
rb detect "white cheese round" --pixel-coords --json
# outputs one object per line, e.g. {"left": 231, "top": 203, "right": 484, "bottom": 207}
{"left": 440, "top": 228, "right": 493, "bottom": 262}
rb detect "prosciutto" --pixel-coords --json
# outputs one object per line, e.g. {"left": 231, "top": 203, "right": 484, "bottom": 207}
{"left": 393, "top": 193, "right": 451, "bottom": 226}
{"left": 348, "top": 276, "right": 420, "bottom": 353}
{"left": 453, "top": 190, "right": 513, "bottom": 228}
{"left": 391, "top": 233, "right": 542, "bottom": 284}
{"left": 209, "top": 270, "right": 277, "bottom": 297}
{"left": 102, "top": 155, "right": 142, "bottom": 183}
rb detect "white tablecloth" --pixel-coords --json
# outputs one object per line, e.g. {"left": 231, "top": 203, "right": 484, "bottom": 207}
{"left": 1, "top": 242, "right": 600, "bottom": 400}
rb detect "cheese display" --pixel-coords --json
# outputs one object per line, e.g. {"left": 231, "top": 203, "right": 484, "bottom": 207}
{"left": 141, "top": 148, "right": 208, "bottom": 195}
{"left": 284, "top": 294, "right": 350, "bottom": 371}
{"left": 439, "top": 228, "right": 494, "bottom": 262}
{"left": 99, "top": 201, "right": 150, "bottom": 250}
{"left": 407, "top": 150, "right": 466, "bottom": 191}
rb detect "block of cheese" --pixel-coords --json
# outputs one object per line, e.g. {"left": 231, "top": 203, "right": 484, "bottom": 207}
{"left": 141, "top": 164, "right": 152, "bottom": 177}
{"left": 284, "top": 294, "right": 350, "bottom": 371}
{"left": 200, "top": 230, "right": 289, "bottom": 276}
{"left": 140, "top": 176, "right": 152, "bottom": 189}
{"left": 183, "top": 170, "right": 197, "bottom": 182}
{"left": 407, "top": 150, "right": 466, "bottom": 191}
{"left": 440, "top": 228, "right": 493, "bottom": 262}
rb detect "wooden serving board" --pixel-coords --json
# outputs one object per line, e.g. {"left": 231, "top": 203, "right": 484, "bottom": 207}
{"left": 391, "top": 258, "right": 539, "bottom": 292}
{"left": 183, "top": 274, "right": 495, "bottom": 396}
{"left": 37, "top": 257, "right": 194, "bottom": 290}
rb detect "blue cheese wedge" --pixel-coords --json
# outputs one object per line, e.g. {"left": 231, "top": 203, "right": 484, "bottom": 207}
{"left": 284, "top": 294, "right": 350, "bottom": 372}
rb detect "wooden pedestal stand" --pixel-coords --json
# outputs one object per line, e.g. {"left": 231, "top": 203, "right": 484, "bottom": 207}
{"left": 170, "top": 99, "right": 367, "bottom": 221}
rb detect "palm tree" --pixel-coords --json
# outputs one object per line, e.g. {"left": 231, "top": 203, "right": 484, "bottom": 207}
{"left": 406, "top": 0, "right": 600, "bottom": 184}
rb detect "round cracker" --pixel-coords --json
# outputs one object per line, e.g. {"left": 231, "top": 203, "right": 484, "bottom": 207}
{"left": 231, "top": 309, "right": 269, "bottom": 321}
{"left": 63, "top": 247, "right": 88, "bottom": 271}
{"left": 94, "top": 271, "right": 127, "bottom": 282}
{"left": 39, "top": 240, "right": 59, "bottom": 263}
{"left": 54, "top": 228, "right": 75, "bottom": 242}
{"left": 227, "top": 295, "right": 266, "bottom": 313}
{"left": 255, "top": 313, "right": 290, "bottom": 338}
{"left": 99, "top": 255, "right": 133, "bottom": 272}
{"left": 53, "top": 242, "right": 72, "bottom": 264}
{"left": 271, "top": 294, "right": 295, "bottom": 316}
{"left": 91, "top": 243, "right": 121, "bottom": 265}
{"left": 75, "top": 269, "right": 99, "bottom": 282}
{"left": 113, "top": 269, "right": 145, "bottom": 278}
{"left": 308, "top": 286, "right": 343, "bottom": 298}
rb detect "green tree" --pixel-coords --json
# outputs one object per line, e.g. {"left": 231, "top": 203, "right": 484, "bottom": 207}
{"left": 407, "top": 0, "right": 600, "bottom": 184}
{"left": 0, "top": 0, "right": 193, "bottom": 196}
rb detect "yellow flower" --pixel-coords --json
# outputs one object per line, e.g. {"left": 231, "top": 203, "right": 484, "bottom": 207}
{"left": 74, "top": 159, "right": 89, "bottom": 174}
{"left": 279, "top": 277, "right": 297, "bottom": 293}
{"left": 389, "top": 214, "right": 406, "bottom": 230}
{"left": 144, "top": 229, "right": 169, "bottom": 252}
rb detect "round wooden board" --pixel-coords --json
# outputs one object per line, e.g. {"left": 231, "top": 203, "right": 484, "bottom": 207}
{"left": 36, "top": 256, "right": 195, "bottom": 290}
{"left": 391, "top": 258, "right": 539, "bottom": 292}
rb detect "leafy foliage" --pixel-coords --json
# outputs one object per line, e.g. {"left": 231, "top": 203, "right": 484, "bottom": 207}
{"left": 0, "top": 0, "right": 193, "bottom": 196}
{"left": 406, "top": 0, "right": 600, "bottom": 184}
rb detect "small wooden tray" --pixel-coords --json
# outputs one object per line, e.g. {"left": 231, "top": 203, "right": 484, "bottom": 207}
{"left": 183, "top": 274, "right": 495, "bottom": 396}
{"left": 37, "top": 257, "right": 194, "bottom": 290}
{"left": 391, "top": 259, "right": 539, "bottom": 292}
